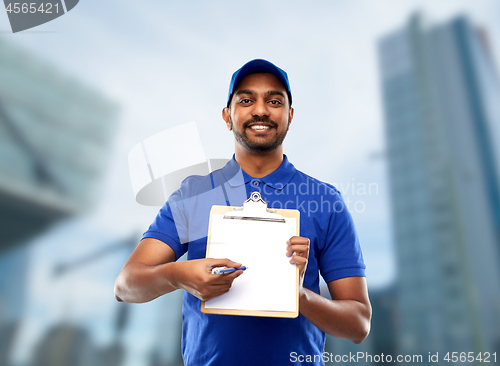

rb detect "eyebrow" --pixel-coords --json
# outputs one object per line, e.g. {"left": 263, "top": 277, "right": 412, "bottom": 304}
{"left": 235, "top": 90, "right": 286, "bottom": 99}
{"left": 267, "top": 90, "right": 286, "bottom": 99}
{"left": 235, "top": 89, "right": 255, "bottom": 96}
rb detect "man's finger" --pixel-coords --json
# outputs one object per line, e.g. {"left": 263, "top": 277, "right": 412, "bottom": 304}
{"left": 202, "top": 288, "right": 231, "bottom": 301}
{"left": 287, "top": 244, "right": 309, "bottom": 251}
{"left": 211, "top": 270, "right": 243, "bottom": 282}
{"left": 208, "top": 258, "right": 242, "bottom": 269}
{"left": 286, "top": 244, "right": 309, "bottom": 257}
{"left": 290, "top": 256, "right": 307, "bottom": 265}
{"left": 287, "top": 236, "right": 310, "bottom": 244}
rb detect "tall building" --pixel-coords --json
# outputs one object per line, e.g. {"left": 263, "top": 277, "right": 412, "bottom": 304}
{"left": 30, "top": 324, "right": 96, "bottom": 366}
{"left": 378, "top": 13, "right": 500, "bottom": 360}
{"left": 368, "top": 285, "right": 397, "bottom": 359}
{"left": 0, "top": 38, "right": 118, "bottom": 253}
{"left": 325, "top": 285, "right": 397, "bottom": 365}
{"left": 0, "top": 39, "right": 118, "bottom": 365}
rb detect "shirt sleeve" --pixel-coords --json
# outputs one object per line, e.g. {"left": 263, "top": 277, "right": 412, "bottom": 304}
{"left": 319, "top": 191, "right": 366, "bottom": 283}
{"left": 141, "top": 189, "right": 188, "bottom": 260}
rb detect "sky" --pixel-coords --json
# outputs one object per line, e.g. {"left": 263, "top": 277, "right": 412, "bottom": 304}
{"left": 1, "top": 1, "right": 499, "bottom": 365}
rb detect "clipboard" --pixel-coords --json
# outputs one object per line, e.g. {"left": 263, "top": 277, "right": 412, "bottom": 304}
{"left": 201, "top": 192, "right": 300, "bottom": 318}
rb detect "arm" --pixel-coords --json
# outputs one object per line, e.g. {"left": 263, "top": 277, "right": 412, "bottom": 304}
{"left": 114, "top": 238, "right": 244, "bottom": 303}
{"left": 287, "top": 237, "right": 372, "bottom": 344}
{"left": 299, "top": 278, "right": 371, "bottom": 344}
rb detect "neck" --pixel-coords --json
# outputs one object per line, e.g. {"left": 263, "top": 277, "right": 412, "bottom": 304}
{"left": 234, "top": 144, "right": 284, "bottom": 178}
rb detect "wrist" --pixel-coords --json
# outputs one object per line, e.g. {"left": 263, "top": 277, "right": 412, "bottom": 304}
{"left": 159, "top": 260, "right": 181, "bottom": 291}
{"left": 299, "top": 286, "right": 310, "bottom": 304}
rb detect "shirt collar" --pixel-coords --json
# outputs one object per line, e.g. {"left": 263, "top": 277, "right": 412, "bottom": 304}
{"left": 222, "top": 154, "right": 297, "bottom": 189}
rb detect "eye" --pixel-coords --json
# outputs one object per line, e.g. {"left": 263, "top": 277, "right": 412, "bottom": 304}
{"left": 239, "top": 99, "right": 252, "bottom": 104}
{"left": 269, "top": 100, "right": 282, "bottom": 105}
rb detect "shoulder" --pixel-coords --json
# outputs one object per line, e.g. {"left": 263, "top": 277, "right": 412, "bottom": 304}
{"left": 176, "top": 171, "right": 215, "bottom": 200}
{"left": 173, "top": 162, "right": 231, "bottom": 200}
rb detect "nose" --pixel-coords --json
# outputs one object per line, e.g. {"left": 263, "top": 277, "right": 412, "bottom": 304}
{"left": 251, "top": 98, "right": 269, "bottom": 118}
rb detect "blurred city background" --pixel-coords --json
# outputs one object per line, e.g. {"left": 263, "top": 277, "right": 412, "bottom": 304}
{"left": 0, "top": 1, "right": 499, "bottom": 365}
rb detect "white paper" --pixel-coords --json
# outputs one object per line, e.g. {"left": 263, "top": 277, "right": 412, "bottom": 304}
{"left": 205, "top": 214, "right": 297, "bottom": 312}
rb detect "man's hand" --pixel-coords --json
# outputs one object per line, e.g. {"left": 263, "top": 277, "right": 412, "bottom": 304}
{"left": 172, "top": 258, "right": 244, "bottom": 301}
{"left": 286, "top": 236, "right": 310, "bottom": 287}
{"left": 114, "top": 238, "right": 245, "bottom": 303}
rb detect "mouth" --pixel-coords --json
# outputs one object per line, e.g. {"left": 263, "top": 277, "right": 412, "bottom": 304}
{"left": 245, "top": 121, "right": 277, "bottom": 132}
{"left": 248, "top": 124, "right": 272, "bottom": 130}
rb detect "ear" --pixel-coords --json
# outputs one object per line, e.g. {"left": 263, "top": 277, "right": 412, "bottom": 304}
{"left": 222, "top": 107, "right": 232, "bottom": 131}
{"left": 287, "top": 107, "right": 294, "bottom": 129}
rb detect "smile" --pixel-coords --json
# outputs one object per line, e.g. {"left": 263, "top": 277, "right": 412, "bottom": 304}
{"left": 249, "top": 125, "right": 271, "bottom": 130}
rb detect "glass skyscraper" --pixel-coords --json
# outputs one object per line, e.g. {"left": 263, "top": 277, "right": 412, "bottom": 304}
{"left": 0, "top": 38, "right": 119, "bottom": 253}
{"left": 378, "top": 13, "right": 500, "bottom": 359}
{"left": 0, "top": 39, "right": 118, "bottom": 365}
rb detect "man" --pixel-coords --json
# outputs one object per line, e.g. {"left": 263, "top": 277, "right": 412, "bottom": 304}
{"left": 115, "top": 59, "right": 371, "bottom": 365}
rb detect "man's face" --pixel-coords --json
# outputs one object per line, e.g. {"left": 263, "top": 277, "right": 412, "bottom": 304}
{"left": 223, "top": 72, "right": 294, "bottom": 153}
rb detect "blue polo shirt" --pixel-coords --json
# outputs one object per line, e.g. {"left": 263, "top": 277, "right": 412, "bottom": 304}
{"left": 143, "top": 155, "right": 365, "bottom": 366}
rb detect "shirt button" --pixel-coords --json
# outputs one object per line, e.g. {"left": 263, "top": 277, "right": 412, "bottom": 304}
{"left": 251, "top": 180, "right": 260, "bottom": 187}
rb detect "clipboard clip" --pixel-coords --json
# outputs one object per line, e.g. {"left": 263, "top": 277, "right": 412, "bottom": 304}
{"left": 223, "top": 192, "right": 286, "bottom": 223}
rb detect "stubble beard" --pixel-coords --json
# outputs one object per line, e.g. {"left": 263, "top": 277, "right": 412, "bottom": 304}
{"left": 230, "top": 116, "right": 289, "bottom": 153}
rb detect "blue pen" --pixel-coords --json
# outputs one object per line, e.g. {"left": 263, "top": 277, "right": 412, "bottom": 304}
{"left": 212, "top": 266, "right": 247, "bottom": 275}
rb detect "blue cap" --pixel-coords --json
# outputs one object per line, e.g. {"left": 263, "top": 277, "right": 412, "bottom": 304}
{"left": 227, "top": 59, "right": 292, "bottom": 107}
